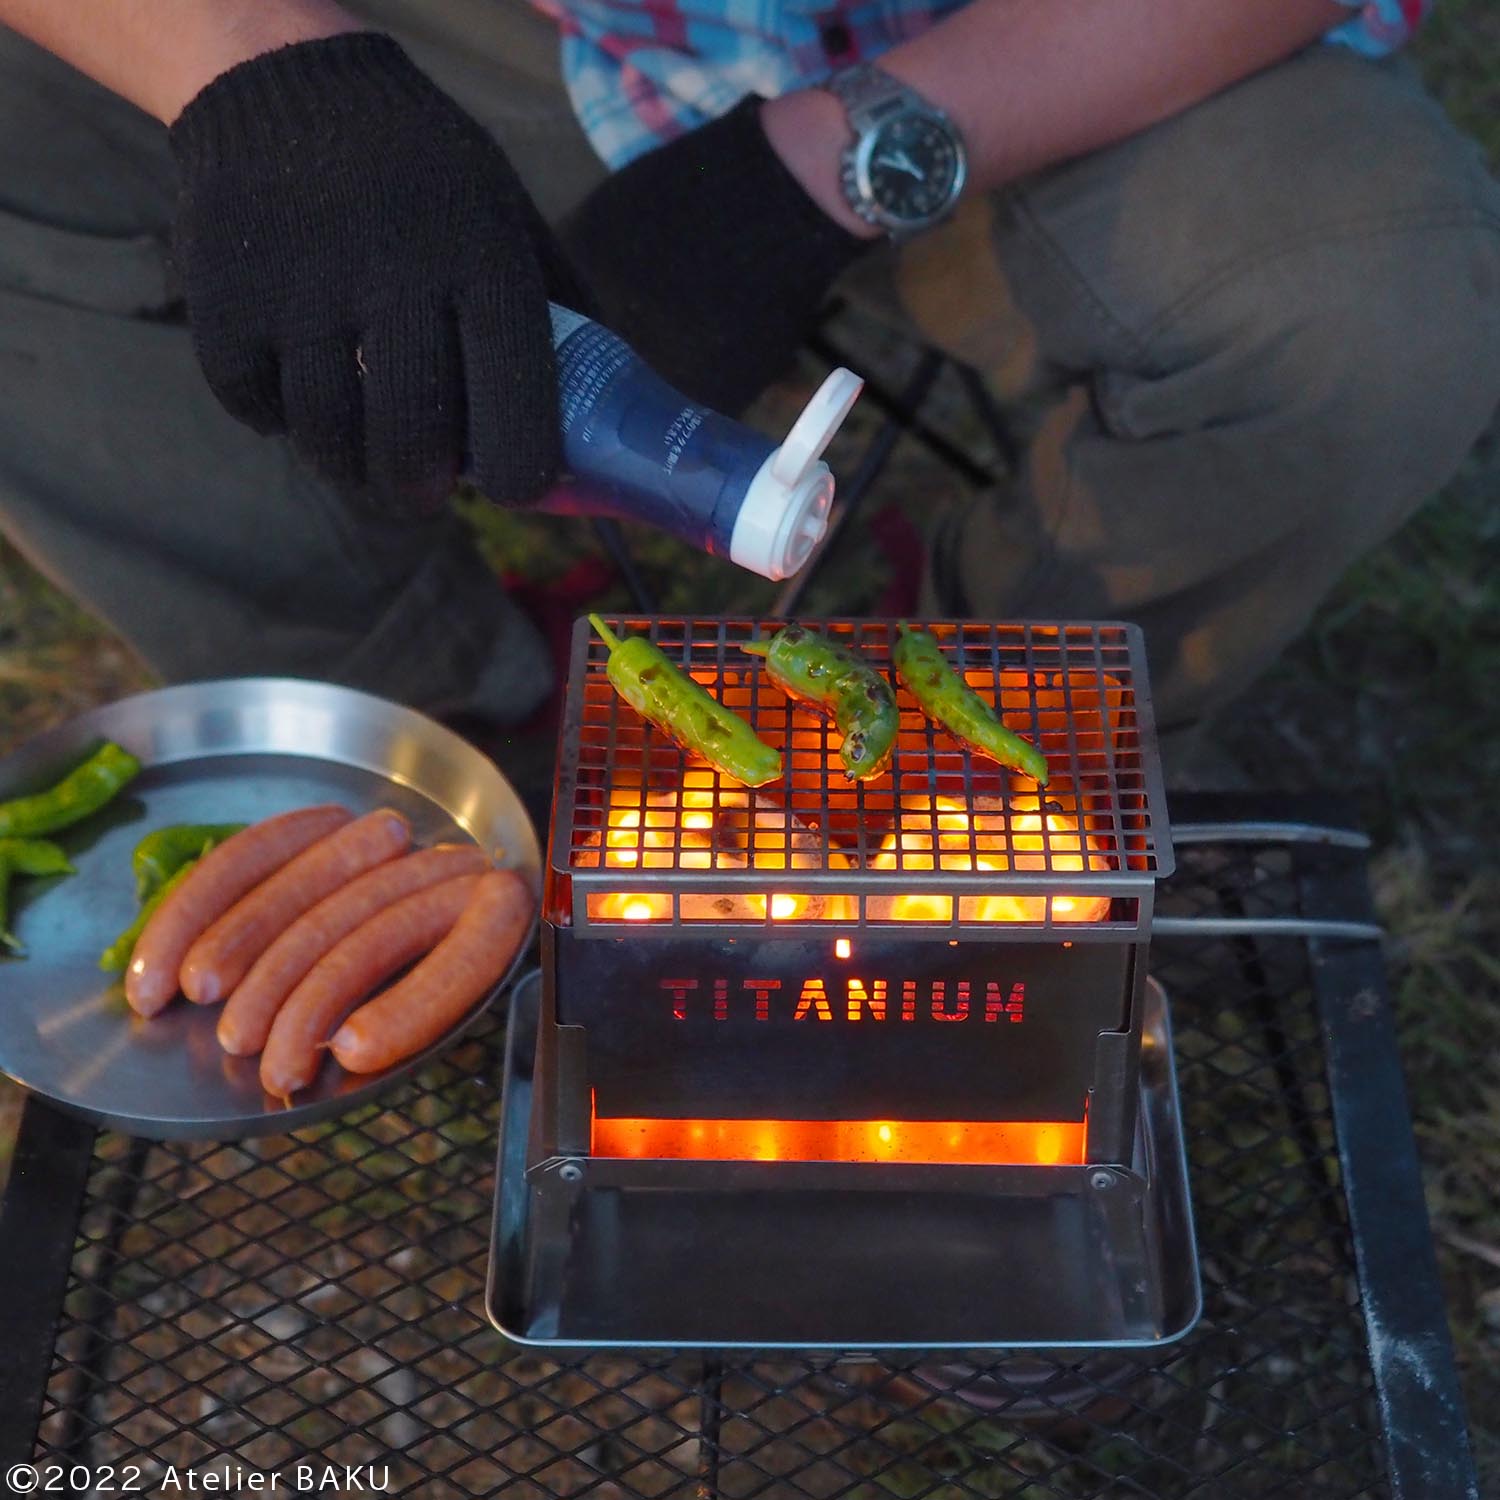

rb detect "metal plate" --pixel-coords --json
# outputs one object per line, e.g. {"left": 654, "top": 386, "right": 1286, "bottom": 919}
{"left": 0, "top": 678, "right": 541, "bottom": 1139}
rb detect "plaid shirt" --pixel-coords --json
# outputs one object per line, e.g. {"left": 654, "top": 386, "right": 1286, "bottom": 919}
{"left": 527, "top": 0, "right": 1437, "bottom": 170}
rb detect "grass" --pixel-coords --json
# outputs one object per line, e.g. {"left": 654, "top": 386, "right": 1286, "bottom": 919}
{"left": 2, "top": 18, "right": 1498, "bottom": 1489}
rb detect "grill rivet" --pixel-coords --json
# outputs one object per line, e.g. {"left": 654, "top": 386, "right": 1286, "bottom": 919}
{"left": 558, "top": 1160, "right": 585, "bottom": 1183}
{"left": 1090, "top": 1170, "right": 1114, "bottom": 1190}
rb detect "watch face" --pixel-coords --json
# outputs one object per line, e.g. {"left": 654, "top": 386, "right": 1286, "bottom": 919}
{"left": 859, "top": 110, "right": 965, "bottom": 227}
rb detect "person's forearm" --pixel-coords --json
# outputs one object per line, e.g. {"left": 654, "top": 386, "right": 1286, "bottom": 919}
{"left": 0, "top": 0, "right": 362, "bottom": 121}
{"left": 763, "top": 0, "right": 1349, "bottom": 236}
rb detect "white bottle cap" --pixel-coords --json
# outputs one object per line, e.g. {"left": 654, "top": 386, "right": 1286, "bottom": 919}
{"left": 728, "top": 367, "right": 863, "bottom": 580}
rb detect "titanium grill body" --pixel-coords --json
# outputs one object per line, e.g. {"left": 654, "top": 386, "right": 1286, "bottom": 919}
{"left": 488, "top": 619, "right": 1199, "bottom": 1349}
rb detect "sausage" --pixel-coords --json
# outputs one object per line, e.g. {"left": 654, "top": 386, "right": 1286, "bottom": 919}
{"left": 217, "top": 843, "right": 490, "bottom": 1056}
{"left": 125, "top": 806, "right": 352, "bottom": 1018}
{"left": 181, "top": 808, "right": 412, "bottom": 1005}
{"left": 329, "top": 869, "right": 534, "bottom": 1076}
{"left": 258, "top": 873, "right": 481, "bottom": 1102}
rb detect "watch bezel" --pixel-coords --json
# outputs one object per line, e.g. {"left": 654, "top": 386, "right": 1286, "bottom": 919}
{"left": 844, "top": 105, "right": 968, "bottom": 235}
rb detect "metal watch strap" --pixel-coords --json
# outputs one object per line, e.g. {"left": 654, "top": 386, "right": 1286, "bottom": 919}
{"left": 824, "top": 63, "right": 930, "bottom": 135}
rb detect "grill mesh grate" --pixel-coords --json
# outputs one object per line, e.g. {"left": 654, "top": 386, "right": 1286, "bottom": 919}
{"left": 30, "top": 837, "right": 1390, "bottom": 1497}
{"left": 556, "top": 619, "right": 1170, "bottom": 936}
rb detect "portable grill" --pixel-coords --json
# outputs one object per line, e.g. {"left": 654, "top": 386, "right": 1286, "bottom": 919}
{"left": 488, "top": 617, "right": 1198, "bottom": 1350}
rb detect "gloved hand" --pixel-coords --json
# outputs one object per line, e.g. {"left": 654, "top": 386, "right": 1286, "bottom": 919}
{"left": 169, "top": 32, "right": 582, "bottom": 516}
{"left": 560, "top": 95, "right": 872, "bottom": 415}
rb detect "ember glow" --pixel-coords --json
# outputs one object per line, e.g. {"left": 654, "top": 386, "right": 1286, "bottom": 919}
{"left": 595, "top": 891, "right": 671, "bottom": 922}
{"left": 587, "top": 783, "right": 1111, "bottom": 925}
{"left": 587, "top": 780, "right": 844, "bottom": 923}
{"left": 601, "top": 783, "right": 722, "bottom": 870}
{"left": 871, "top": 793, "right": 1113, "bottom": 924}
{"left": 591, "top": 1115, "right": 1086, "bottom": 1166}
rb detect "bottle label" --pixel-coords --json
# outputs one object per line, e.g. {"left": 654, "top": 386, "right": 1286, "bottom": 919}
{"left": 552, "top": 317, "right": 635, "bottom": 438}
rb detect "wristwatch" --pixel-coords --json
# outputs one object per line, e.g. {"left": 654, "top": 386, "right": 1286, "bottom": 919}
{"left": 824, "top": 63, "right": 968, "bottom": 237}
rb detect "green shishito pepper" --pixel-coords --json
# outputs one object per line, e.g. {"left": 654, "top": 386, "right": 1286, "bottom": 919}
{"left": 589, "top": 615, "right": 782, "bottom": 787}
{"left": 0, "top": 740, "right": 141, "bottom": 839}
{"left": 101, "top": 830, "right": 233, "bottom": 972}
{"left": 892, "top": 623, "right": 1050, "bottom": 785}
{"left": 0, "top": 837, "right": 75, "bottom": 956}
{"left": 742, "top": 624, "right": 898, "bottom": 782}
{"left": 100, "top": 860, "right": 191, "bottom": 972}
{"left": 132, "top": 823, "right": 247, "bottom": 902}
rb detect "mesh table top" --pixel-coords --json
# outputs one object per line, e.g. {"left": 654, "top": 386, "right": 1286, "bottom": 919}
{"left": 3, "top": 795, "right": 1476, "bottom": 1498}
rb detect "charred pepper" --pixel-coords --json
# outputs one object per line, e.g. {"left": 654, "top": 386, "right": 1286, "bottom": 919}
{"left": 0, "top": 740, "right": 141, "bottom": 839}
{"left": 892, "top": 623, "right": 1049, "bottom": 785}
{"left": 132, "top": 823, "right": 248, "bottom": 902}
{"left": 0, "top": 837, "right": 75, "bottom": 956}
{"left": 589, "top": 616, "right": 783, "bottom": 787}
{"left": 741, "top": 624, "right": 898, "bottom": 781}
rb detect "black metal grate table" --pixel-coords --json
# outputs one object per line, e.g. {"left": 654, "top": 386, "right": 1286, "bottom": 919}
{"left": 0, "top": 794, "right": 1477, "bottom": 1497}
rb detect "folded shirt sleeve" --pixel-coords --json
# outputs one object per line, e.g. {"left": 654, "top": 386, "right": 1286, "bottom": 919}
{"left": 1323, "top": 0, "right": 1435, "bottom": 57}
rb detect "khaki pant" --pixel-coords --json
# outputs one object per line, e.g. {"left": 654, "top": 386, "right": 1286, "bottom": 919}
{"left": 2, "top": 2, "right": 1498, "bottom": 731}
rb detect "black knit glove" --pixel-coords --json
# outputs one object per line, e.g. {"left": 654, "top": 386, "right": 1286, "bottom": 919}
{"left": 169, "top": 32, "right": 581, "bottom": 515}
{"left": 560, "top": 95, "right": 871, "bottom": 414}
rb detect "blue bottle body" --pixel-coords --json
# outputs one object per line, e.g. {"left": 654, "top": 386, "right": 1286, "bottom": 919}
{"left": 543, "top": 307, "right": 773, "bottom": 561}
